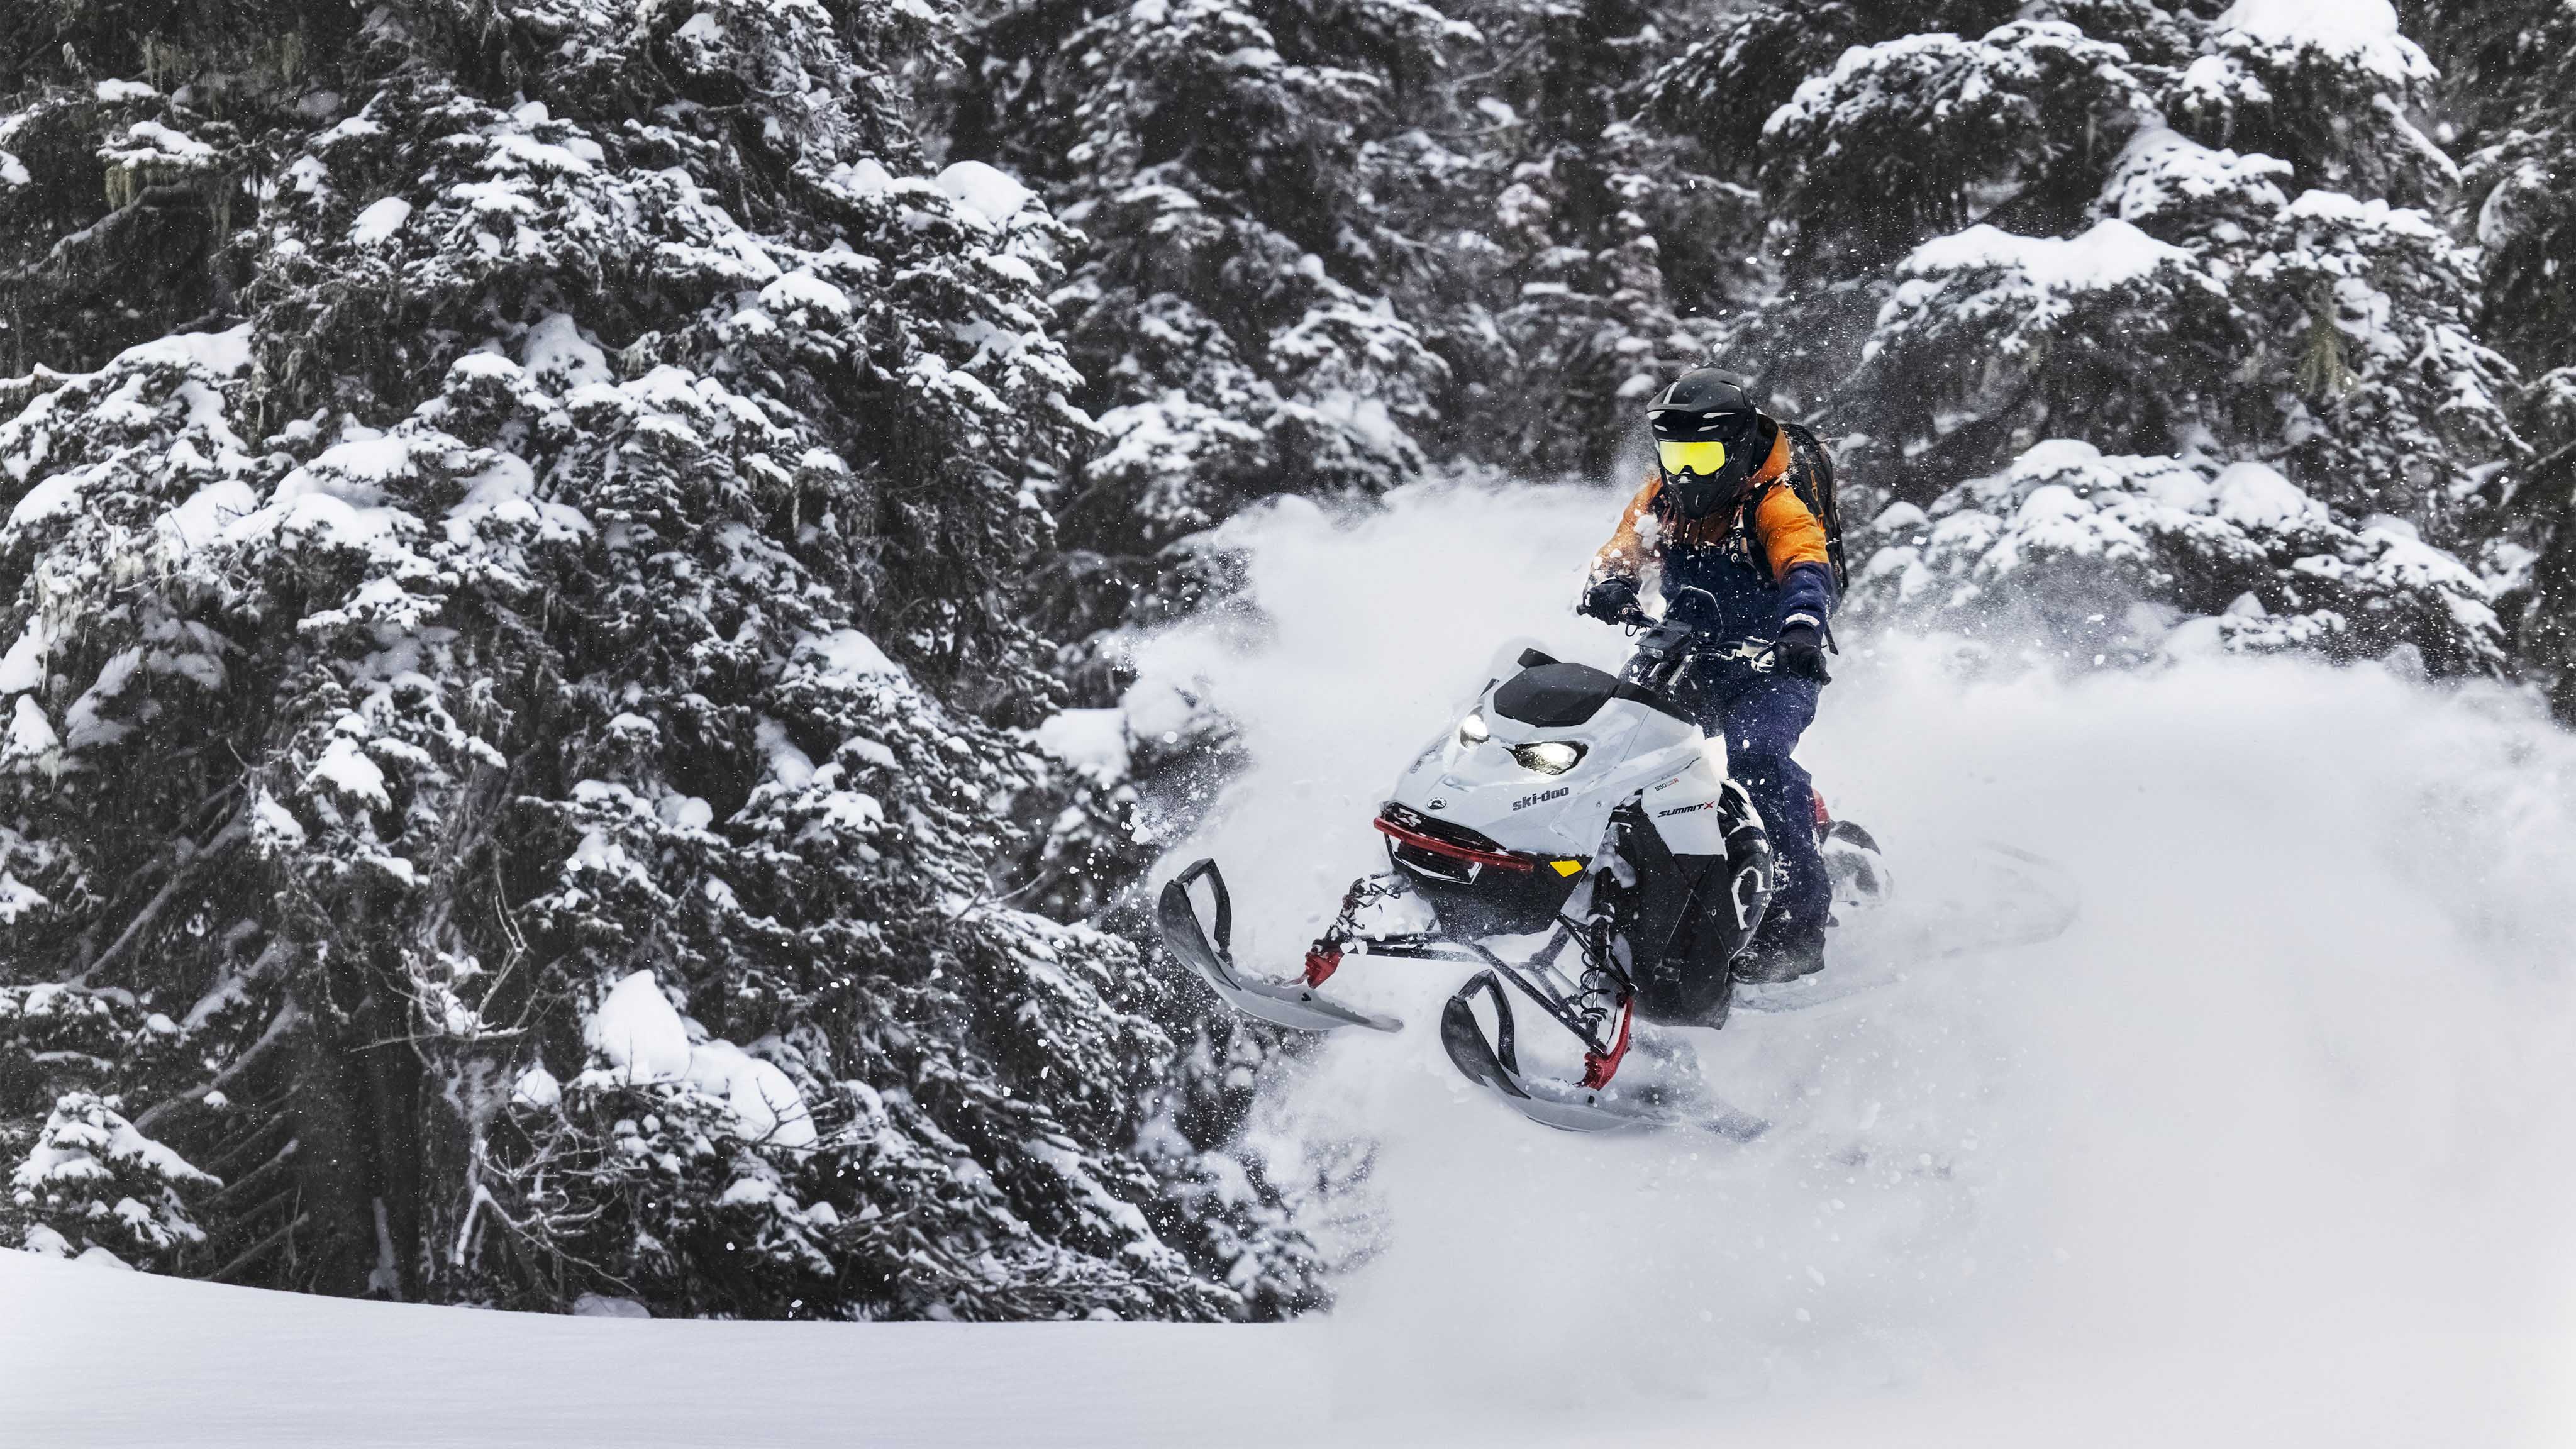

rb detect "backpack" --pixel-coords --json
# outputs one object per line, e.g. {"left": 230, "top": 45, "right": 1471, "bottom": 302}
{"left": 1762, "top": 420, "right": 1848, "bottom": 595}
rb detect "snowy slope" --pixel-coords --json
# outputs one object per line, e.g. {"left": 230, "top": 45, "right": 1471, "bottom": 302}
{"left": 9, "top": 478, "right": 2576, "bottom": 1447}
{"left": 3, "top": 1245, "right": 2563, "bottom": 1448}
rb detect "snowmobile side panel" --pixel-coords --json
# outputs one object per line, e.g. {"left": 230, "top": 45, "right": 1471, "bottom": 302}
{"left": 1638, "top": 748, "right": 1735, "bottom": 857}
{"left": 1157, "top": 861, "right": 1404, "bottom": 1033}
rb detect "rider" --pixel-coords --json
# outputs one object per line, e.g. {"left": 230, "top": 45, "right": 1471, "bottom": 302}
{"left": 1577, "top": 367, "right": 1836, "bottom": 983}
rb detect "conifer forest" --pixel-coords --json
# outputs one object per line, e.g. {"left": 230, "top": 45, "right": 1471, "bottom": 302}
{"left": 1, "top": 0, "right": 2571, "bottom": 1329}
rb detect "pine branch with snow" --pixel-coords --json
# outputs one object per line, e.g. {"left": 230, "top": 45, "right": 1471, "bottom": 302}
{"left": 1852, "top": 440, "right": 2509, "bottom": 674}
{"left": 12, "top": 1091, "right": 218, "bottom": 1270}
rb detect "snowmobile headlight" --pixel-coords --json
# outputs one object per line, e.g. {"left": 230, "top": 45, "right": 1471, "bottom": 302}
{"left": 1457, "top": 712, "right": 1490, "bottom": 747}
{"left": 1510, "top": 740, "right": 1585, "bottom": 776}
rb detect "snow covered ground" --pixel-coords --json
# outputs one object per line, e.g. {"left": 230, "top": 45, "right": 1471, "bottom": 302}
{"left": 4, "top": 1245, "right": 2563, "bottom": 1447}
{"left": 9, "top": 477, "right": 2576, "bottom": 1446}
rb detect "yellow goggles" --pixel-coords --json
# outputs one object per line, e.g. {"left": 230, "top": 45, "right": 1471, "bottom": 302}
{"left": 1657, "top": 439, "right": 1729, "bottom": 477}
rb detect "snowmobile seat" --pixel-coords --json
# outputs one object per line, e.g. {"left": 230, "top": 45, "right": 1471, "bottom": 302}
{"left": 1494, "top": 661, "right": 1685, "bottom": 728}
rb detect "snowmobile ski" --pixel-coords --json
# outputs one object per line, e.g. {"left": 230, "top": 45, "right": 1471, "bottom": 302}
{"left": 1157, "top": 859, "right": 1403, "bottom": 1033}
{"left": 1440, "top": 972, "right": 1767, "bottom": 1139}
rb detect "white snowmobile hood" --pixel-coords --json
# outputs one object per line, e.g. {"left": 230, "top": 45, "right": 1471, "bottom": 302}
{"left": 1386, "top": 672, "right": 1719, "bottom": 862}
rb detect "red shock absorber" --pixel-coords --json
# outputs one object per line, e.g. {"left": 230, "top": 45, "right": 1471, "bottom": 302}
{"left": 1579, "top": 995, "right": 1634, "bottom": 1091}
{"left": 1304, "top": 879, "right": 1371, "bottom": 987}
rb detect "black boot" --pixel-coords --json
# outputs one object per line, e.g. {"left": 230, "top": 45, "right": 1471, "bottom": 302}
{"left": 1733, "top": 931, "right": 1827, "bottom": 984}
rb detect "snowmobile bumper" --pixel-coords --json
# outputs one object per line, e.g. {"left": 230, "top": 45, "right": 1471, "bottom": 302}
{"left": 1377, "top": 804, "right": 1586, "bottom": 937}
{"left": 1157, "top": 860, "right": 1404, "bottom": 1033}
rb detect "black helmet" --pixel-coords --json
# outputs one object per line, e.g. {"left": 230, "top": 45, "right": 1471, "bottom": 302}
{"left": 1646, "top": 367, "right": 1762, "bottom": 443}
{"left": 1645, "top": 367, "right": 1770, "bottom": 519}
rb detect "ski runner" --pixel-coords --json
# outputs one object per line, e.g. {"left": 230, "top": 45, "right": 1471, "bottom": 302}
{"left": 1579, "top": 367, "right": 1838, "bottom": 984}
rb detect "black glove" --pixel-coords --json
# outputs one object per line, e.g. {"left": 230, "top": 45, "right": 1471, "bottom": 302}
{"left": 1774, "top": 619, "right": 1832, "bottom": 683}
{"left": 1579, "top": 577, "right": 1646, "bottom": 626}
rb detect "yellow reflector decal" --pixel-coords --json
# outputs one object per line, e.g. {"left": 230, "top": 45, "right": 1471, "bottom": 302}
{"left": 1551, "top": 859, "right": 1584, "bottom": 877}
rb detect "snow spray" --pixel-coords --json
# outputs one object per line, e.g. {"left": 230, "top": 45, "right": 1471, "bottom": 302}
{"left": 1132, "top": 477, "right": 2576, "bottom": 1440}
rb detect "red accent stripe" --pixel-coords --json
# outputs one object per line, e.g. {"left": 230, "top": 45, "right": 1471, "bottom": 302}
{"left": 1811, "top": 788, "right": 1831, "bottom": 828}
{"left": 1372, "top": 816, "right": 1533, "bottom": 872}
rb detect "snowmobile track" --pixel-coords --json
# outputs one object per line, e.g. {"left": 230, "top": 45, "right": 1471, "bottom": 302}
{"left": 1734, "top": 841, "right": 2080, "bottom": 1014}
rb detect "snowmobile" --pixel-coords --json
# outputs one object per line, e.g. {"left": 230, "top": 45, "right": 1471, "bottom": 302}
{"left": 1157, "top": 592, "right": 1919, "bottom": 1137}
{"left": 1158, "top": 588, "right": 2081, "bottom": 1136}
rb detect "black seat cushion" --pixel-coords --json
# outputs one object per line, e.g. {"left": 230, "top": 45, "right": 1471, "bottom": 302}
{"left": 1491, "top": 662, "right": 1620, "bottom": 728}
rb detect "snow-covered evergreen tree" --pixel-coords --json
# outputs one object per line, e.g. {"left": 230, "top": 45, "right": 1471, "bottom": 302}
{"left": 0, "top": 0, "right": 1321, "bottom": 1318}
{"left": 1641, "top": 0, "right": 2033, "bottom": 406}
{"left": 1387, "top": 0, "right": 1754, "bottom": 479}
{"left": 2407, "top": 0, "right": 2576, "bottom": 714}
{"left": 2169, "top": 0, "right": 2451, "bottom": 209}
{"left": 953, "top": 0, "right": 1459, "bottom": 557}
{"left": 1855, "top": 441, "right": 2507, "bottom": 675}
{"left": 1648, "top": 0, "right": 2528, "bottom": 677}
{"left": 12, "top": 1089, "right": 217, "bottom": 1269}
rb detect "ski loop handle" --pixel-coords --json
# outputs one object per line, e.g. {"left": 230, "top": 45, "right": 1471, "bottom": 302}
{"left": 1440, "top": 971, "right": 1528, "bottom": 1097}
{"left": 1464, "top": 971, "right": 1518, "bottom": 1076}
{"left": 1170, "top": 857, "right": 1233, "bottom": 956}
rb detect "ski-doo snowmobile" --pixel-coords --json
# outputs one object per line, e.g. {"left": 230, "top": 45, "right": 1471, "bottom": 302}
{"left": 1158, "top": 596, "right": 1899, "bottom": 1136}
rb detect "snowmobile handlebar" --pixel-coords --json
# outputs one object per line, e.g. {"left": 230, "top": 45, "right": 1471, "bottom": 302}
{"left": 1619, "top": 604, "right": 1780, "bottom": 708}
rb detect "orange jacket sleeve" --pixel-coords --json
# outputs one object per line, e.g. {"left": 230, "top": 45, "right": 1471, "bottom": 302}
{"left": 1752, "top": 482, "right": 1831, "bottom": 579}
{"left": 1589, "top": 474, "right": 1663, "bottom": 583}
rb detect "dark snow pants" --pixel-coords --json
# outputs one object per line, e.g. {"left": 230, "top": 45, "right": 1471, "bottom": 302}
{"left": 1697, "top": 673, "right": 1828, "bottom": 952}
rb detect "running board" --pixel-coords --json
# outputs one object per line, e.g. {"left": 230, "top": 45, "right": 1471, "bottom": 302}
{"left": 1157, "top": 860, "right": 1403, "bottom": 1033}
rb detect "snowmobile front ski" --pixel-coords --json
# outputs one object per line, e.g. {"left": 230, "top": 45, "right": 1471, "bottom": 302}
{"left": 1157, "top": 859, "right": 1404, "bottom": 1033}
{"left": 1439, "top": 970, "right": 1767, "bottom": 1140}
